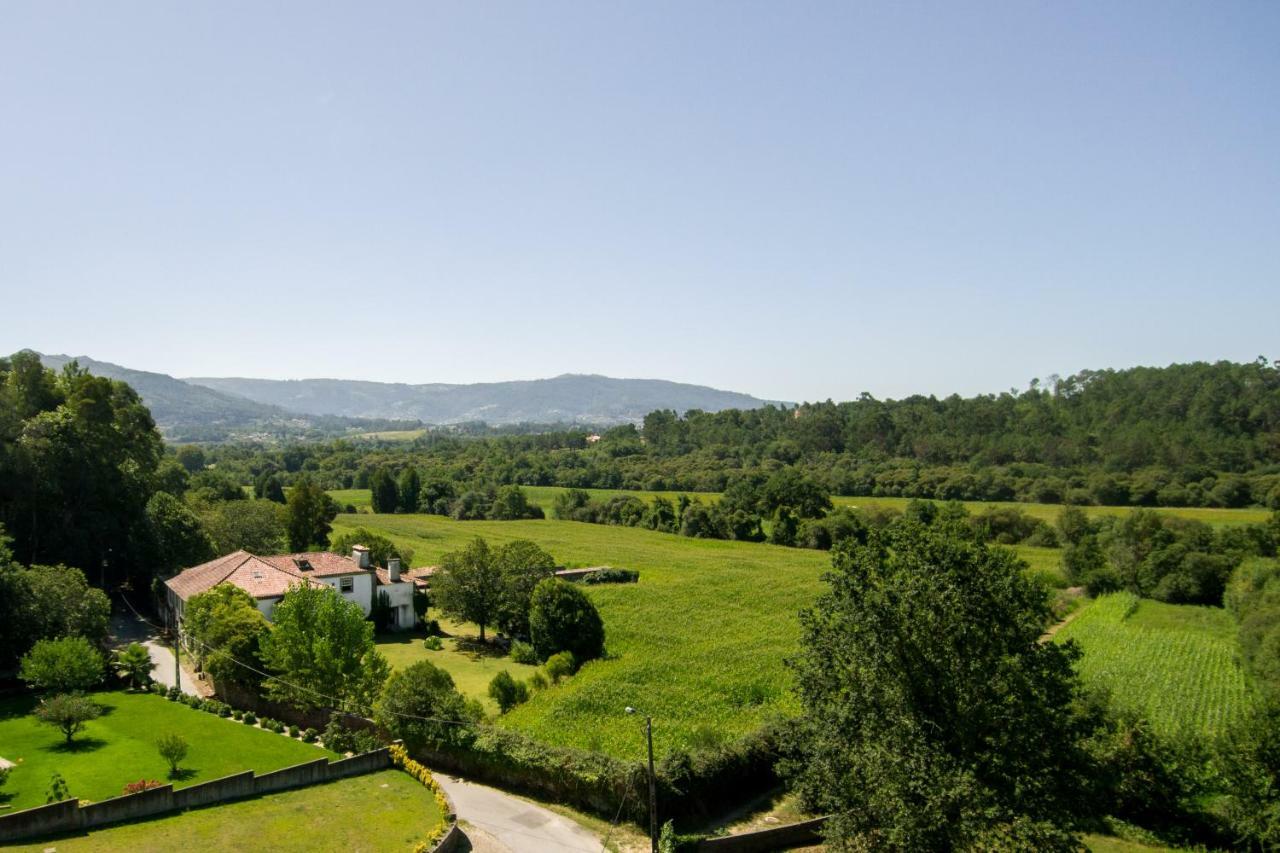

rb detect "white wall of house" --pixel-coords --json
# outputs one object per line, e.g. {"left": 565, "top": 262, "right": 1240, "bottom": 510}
{"left": 256, "top": 596, "right": 282, "bottom": 620}
{"left": 379, "top": 580, "right": 416, "bottom": 630}
{"left": 317, "top": 572, "right": 374, "bottom": 616}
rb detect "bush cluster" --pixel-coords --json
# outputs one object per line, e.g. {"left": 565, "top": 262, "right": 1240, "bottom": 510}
{"left": 388, "top": 742, "right": 454, "bottom": 851}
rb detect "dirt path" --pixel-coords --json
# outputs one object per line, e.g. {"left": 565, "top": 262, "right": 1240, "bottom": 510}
{"left": 1041, "top": 588, "right": 1089, "bottom": 640}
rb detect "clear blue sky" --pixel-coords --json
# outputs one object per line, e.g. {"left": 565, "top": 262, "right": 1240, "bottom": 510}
{"left": 2, "top": 1, "right": 1277, "bottom": 403}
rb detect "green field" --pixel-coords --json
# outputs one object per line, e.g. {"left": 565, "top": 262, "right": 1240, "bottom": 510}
{"left": 1054, "top": 593, "right": 1254, "bottom": 737}
{"left": 335, "top": 512, "right": 1059, "bottom": 760}
{"left": 5, "top": 769, "right": 444, "bottom": 852}
{"left": 375, "top": 625, "right": 540, "bottom": 714}
{"left": 331, "top": 485, "right": 1270, "bottom": 527}
{"left": 0, "top": 691, "right": 336, "bottom": 812}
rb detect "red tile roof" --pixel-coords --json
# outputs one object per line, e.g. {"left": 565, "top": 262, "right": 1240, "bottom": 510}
{"left": 164, "top": 550, "right": 361, "bottom": 602}
{"left": 373, "top": 565, "right": 437, "bottom": 588}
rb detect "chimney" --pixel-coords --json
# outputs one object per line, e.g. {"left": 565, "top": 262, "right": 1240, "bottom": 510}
{"left": 388, "top": 557, "right": 401, "bottom": 583}
{"left": 352, "top": 545, "right": 371, "bottom": 569}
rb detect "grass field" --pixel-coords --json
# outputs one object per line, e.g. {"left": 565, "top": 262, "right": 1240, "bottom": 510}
{"left": 0, "top": 691, "right": 336, "bottom": 812}
{"left": 375, "top": 624, "right": 540, "bottom": 714}
{"left": 335, "top": 512, "right": 1060, "bottom": 760}
{"left": 1054, "top": 593, "right": 1254, "bottom": 737}
{"left": 5, "top": 769, "right": 444, "bottom": 852}
{"left": 331, "top": 485, "right": 1270, "bottom": 527}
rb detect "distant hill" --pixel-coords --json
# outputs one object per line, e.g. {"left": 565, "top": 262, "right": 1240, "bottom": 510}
{"left": 184, "top": 373, "right": 781, "bottom": 425}
{"left": 34, "top": 354, "right": 418, "bottom": 442}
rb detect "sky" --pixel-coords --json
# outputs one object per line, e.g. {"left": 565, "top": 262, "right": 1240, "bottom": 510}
{"left": 1, "top": 1, "right": 1277, "bottom": 404}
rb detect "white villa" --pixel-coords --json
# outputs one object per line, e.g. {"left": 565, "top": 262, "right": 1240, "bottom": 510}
{"left": 162, "top": 545, "right": 432, "bottom": 632}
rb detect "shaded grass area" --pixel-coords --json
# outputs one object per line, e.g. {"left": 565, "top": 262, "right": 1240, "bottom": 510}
{"left": 0, "top": 691, "right": 336, "bottom": 812}
{"left": 1055, "top": 593, "right": 1253, "bottom": 737}
{"left": 4, "top": 769, "right": 444, "bottom": 853}
{"left": 375, "top": 625, "right": 539, "bottom": 714}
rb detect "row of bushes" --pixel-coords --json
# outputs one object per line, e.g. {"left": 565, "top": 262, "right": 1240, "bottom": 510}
{"left": 150, "top": 682, "right": 322, "bottom": 742}
{"left": 388, "top": 742, "right": 455, "bottom": 852}
{"left": 487, "top": 651, "right": 577, "bottom": 713}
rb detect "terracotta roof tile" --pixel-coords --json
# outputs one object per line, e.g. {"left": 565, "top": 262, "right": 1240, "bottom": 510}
{"left": 165, "top": 550, "right": 346, "bottom": 602}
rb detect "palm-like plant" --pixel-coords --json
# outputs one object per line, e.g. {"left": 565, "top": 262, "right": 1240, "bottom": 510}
{"left": 114, "top": 643, "right": 155, "bottom": 690}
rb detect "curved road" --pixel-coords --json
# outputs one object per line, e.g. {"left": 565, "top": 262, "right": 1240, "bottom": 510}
{"left": 432, "top": 773, "right": 602, "bottom": 853}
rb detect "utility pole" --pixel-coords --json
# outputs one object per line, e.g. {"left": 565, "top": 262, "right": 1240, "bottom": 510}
{"left": 173, "top": 620, "right": 182, "bottom": 695}
{"left": 627, "top": 706, "right": 658, "bottom": 853}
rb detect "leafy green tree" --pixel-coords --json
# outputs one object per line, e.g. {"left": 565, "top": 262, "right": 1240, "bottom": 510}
{"left": 374, "top": 660, "right": 478, "bottom": 747}
{"left": 328, "top": 528, "right": 413, "bottom": 569}
{"left": 528, "top": 579, "right": 604, "bottom": 663}
{"left": 761, "top": 468, "right": 832, "bottom": 519}
{"left": 11, "top": 562, "right": 111, "bottom": 659}
{"left": 487, "top": 670, "right": 529, "bottom": 713}
{"left": 113, "top": 643, "right": 155, "bottom": 689}
{"left": 768, "top": 507, "right": 799, "bottom": 546}
{"left": 174, "top": 445, "right": 206, "bottom": 474}
{"left": 285, "top": 476, "right": 338, "bottom": 551}
{"left": 1219, "top": 701, "right": 1280, "bottom": 848}
{"left": 184, "top": 585, "right": 270, "bottom": 689}
{"left": 552, "top": 488, "right": 592, "bottom": 520}
{"left": 36, "top": 693, "right": 102, "bottom": 744}
{"left": 433, "top": 538, "right": 503, "bottom": 641}
{"left": 369, "top": 468, "right": 399, "bottom": 514}
{"left": 254, "top": 473, "right": 286, "bottom": 504}
{"left": 494, "top": 540, "right": 557, "bottom": 639}
{"left": 397, "top": 468, "right": 421, "bottom": 514}
{"left": 488, "top": 485, "right": 544, "bottom": 520}
{"left": 145, "top": 492, "right": 215, "bottom": 573}
{"left": 783, "top": 523, "right": 1092, "bottom": 850}
{"left": 259, "top": 584, "right": 389, "bottom": 713}
{"left": 200, "top": 499, "right": 288, "bottom": 554}
{"left": 20, "top": 636, "right": 105, "bottom": 694}
{"left": 156, "top": 733, "right": 189, "bottom": 777}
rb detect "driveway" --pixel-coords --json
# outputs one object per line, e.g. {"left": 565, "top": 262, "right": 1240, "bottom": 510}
{"left": 108, "top": 609, "right": 201, "bottom": 696}
{"left": 432, "top": 773, "right": 602, "bottom": 853}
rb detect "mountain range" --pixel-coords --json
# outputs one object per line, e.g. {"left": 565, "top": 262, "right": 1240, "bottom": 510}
{"left": 32, "top": 353, "right": 778, "bottom": 440}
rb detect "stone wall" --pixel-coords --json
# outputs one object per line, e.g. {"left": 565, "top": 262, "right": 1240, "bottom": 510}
{"left": 695, "top": 817, "right": 828, "bottom": 852}
{"left": 0, "top": 748, "right": 391, "bottom": 844}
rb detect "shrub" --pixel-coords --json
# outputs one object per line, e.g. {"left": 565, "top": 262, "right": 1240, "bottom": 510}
{"left": 243, "top": 711, "right": 258, "bottom": 725}
{"left": 182, "top": 694, "right": 201, "bottom": 709}
{"left": 488, "top": 670, "right": 530, "bottom": 713}
{"left": 36, "top": 693, "right": 102, "bottom": 744}
{"left": 322, "top": 716, "right": 385, "bottom": 754}
{"left": 303, "top": 727, "right": 318, "bottom": 743}
{"left": 423, "top": 636, "right": 444, "bottom": 651}
{"left": 509, "top": 640, "right": 539, "bottom": 665}
{"left": 19, "top": 637, "right": 105, "bottom": 694}
{"left": 289, "top": 724, "right": 300, "bottom": 737}
{"left": 232, "top": 709, "right": 244, "bottom": 720}
{"left": 166, "top": 686, "right": 182, "bottom": 701}
{"left": 583, "top": 568, "right": 640, "bottom": 584}
{"left": 528, "top": 671, "right": 549, "bottom": 691}
{"left": 528, "top": 579, "right": 605, "bottom": 663}
{"left": 423, "top": 619, "right": 441, "bottom": 636}
{"left": 157, "top": 733, "right": 189, "bottom": 777}
{"left": 150, "top": 681, "right": 166, "bottom": 695}
{"left": 545, "top": 651, "right": 576, "bottom": 684}
{"left": 122, "top": 779, "right": 163, "bottom": 795}
{"left": 374, "top": 663, "right": 477, "bottom": 749}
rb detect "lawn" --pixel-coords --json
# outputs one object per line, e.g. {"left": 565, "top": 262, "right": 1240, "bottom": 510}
{"left": 336, "top": 513, "right": 1056, "bottom": 760}
{"left": 5, "top": 769, "right": 444, "bottom": 852}
{"left": 1054, "top": 593, "right": 1254, "bottom": 737}
{"left": 330, "top": 486, "right": 1270, "bottom": 528}
{"left": 0, "top": 691, "right": 336, "bottom": 813}
{"left": 375, "top": 625, "right": 539, "bottom": 714}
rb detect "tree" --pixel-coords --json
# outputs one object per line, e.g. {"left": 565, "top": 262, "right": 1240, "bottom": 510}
{"left": 174, "top": 445, "right": 206, "bottom": 474}
{"left": 259, "top": 584, "right": 389, "bottom": 713}
{"left": 397, "top": 468, "right": 422, "bottom": 514}
{"left": 1, "top": 560, "right": 111, "bottom": 667}
{"left": 36, "top": 693, "right": 102, "bottom": 744}
{"left": 783, "top": 522, "right": 1092, "bottom": 850}
{"left": 113, "top": 643, "right": 155, "bottom": 689}
{"left": 369, "top": 468, "right": 399, "bottom": 514}
{"left": 183, "top": 584, "right": 270, "bottom": 689}
{"left": 145, "top": 492, "right": 215, "bottom": 574}
{"left": 433, "top": 538, "right": 503, "bottom": 641}
{"left": 494, "top": 540, "right": 557, "bottom": 639}
{"left": 20, "top": 636, "right": 105, "bottom": 694}
{"left": 201, "top": 499, "right": 288, "bottom": 554}
{"left": 488, "top": 670, "right": 529, "bottom": 713}
{"left": 488, "top": 485, "right": 544, "bottom": 520}
{"left": 156, "top": 733, "right": 189, "bottom": 777}
{"left": 528, "top": 578, "right": 605, "bottom": 663}
{"left": 374, "top": 660, "right": 478, "bottom": 748}
{"left": 254, "top": 472, "right": 286, "bottom": 503}
{"left": 329, "top": 528, "right": 413, "bottom": 569}
{"left": 286, "top": 476, "right": 338, "bottom": 552}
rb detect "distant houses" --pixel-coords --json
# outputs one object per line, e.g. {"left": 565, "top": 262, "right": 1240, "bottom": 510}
{"left": 163, "top": 546, "right": 432, "bottom": 632}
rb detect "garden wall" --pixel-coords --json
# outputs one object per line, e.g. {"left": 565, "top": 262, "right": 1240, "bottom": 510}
{"left": 695, "top": 817, "right": 828, "bottom": 852}
{"left": 0, "top": 748, "right": 391, "bottom": 844}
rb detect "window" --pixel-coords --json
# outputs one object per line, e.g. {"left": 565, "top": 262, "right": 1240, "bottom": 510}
{"left": 339, "top": 577, "right": 353, "bottom": 593}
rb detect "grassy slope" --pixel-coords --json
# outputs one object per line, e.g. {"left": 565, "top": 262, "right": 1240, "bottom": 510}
{"left": 0, "top": 691, "right": 336, "bottom": 812}
{"left": 375, "top": 626, "right": 539, "bottom": 714}
{"left": 334, "top": 486, "right": 1269, "bottom": 527}
{"left": 335, "top": 513, "right": 1055, "bottom": 759}
{"left": 5, "top": 769, "right": 444, "bottom": 853}
{"left": 1054, "top": 593, "right": 1254, "bottom": 737}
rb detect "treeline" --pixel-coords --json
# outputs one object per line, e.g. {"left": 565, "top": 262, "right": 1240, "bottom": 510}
{"left": 196, "top": 360, "right": 1280, "bottom": 511}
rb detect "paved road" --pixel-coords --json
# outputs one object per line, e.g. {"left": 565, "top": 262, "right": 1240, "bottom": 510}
{"left": 108, "top": 610, "right": 200, "bottom": 696}
{"left": 432, "top": 773, "right": 602, "bottom": 853}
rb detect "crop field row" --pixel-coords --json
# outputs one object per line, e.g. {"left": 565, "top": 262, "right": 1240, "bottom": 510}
{"left": 332, "top": 486, "right": 1270, "bottom": 527}
{"left": 1054, "top": 592, "right": 1254, "bottom": 738}
{"left": 335, "top": 513, "right": 1065, "bottom": 759}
